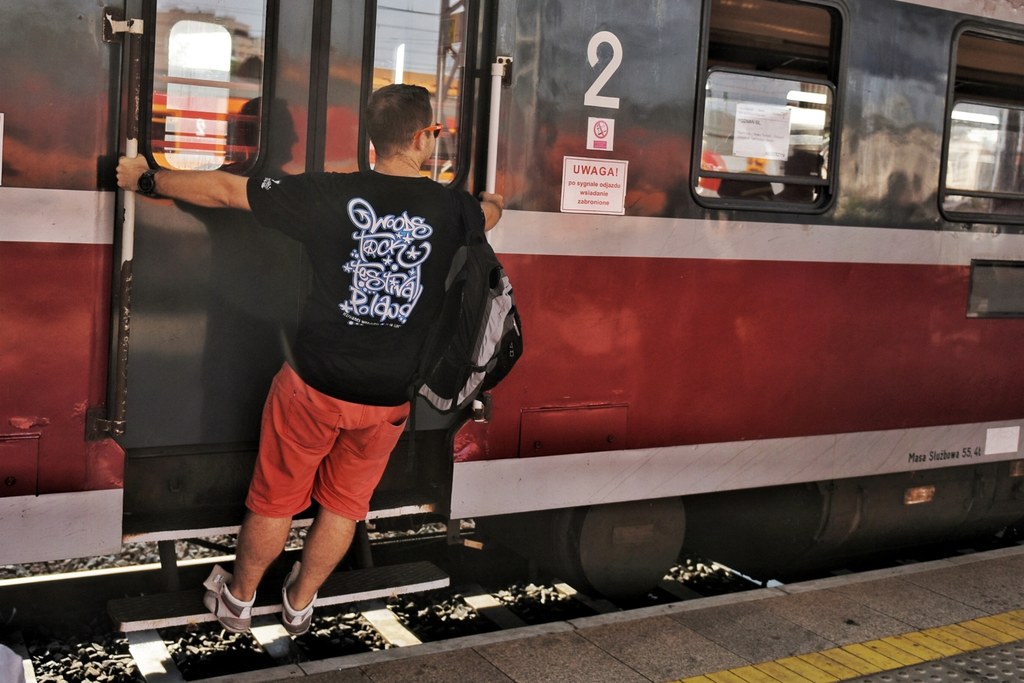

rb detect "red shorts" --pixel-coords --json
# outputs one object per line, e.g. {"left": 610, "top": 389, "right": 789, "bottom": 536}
{"left": 246, "top": 363, "right": 410, "bottom": 521}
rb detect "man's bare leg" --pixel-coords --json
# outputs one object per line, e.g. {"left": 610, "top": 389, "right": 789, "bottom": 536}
{"left": 229, "top": 510, "right": 293, "bottom": 601}
{"left": 286, "top": 507, "right": 357, "bottom": 609}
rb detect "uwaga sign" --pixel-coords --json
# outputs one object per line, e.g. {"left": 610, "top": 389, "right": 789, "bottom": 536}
{"left": 561, "top": 156, "right": 629, "bottom": 215}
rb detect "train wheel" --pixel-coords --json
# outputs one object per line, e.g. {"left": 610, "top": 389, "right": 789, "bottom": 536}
{"left": 484, "top": 497, "right": 686, "bottom": 598}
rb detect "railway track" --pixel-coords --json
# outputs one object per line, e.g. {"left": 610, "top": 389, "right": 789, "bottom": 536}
{"left": 1, "top": 544, "right": 752, "bottom": 683}
{"left": 6, "top": 529, "right": 1021, "bottom": 682}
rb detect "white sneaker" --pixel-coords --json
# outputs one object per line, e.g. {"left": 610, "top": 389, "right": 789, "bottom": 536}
{"left": 280, "top": 561, "right": 315, "bottom": 636}
{"left": 202, "top": 564, "right": 253, "bottom": 634}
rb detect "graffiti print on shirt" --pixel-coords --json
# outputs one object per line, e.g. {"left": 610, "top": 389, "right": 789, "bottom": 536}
{"left": 339, "top": 197, "right": 433, "bottom": 327}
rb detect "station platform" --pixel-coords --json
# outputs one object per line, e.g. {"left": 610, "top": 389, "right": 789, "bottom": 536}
{"left": 252, "top": 543, "right": 1024, "bottom": 683}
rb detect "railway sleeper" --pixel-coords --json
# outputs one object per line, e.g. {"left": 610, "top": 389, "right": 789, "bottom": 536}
{"left": 107, "top": 561, "right": 449, "bottom": 633}
{"left": 359, "top": 601, "right": 423, "bottom": 647}
{"left": 461, "top": 585, "right": 529, "bottom": 630}
{"left": 249, "top": 614, "right": 295, "bottom": 663}
{"left": 126, "top": 630, "right": 185, "bottom": 683}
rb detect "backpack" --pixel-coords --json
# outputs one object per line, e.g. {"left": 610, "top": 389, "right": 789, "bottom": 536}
{"left": 413, "top": 203, "right": 523, "bottom": 414}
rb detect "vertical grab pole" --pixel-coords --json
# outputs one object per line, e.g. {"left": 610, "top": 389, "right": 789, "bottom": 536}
{"left": 474, "top": 57, "right": 511, "bottom": 422}
{"left": 108, "top": 11, "right": 146, "bottom": 436}
{"left": 485, "top": 57, "right": 511, "bottom": 194}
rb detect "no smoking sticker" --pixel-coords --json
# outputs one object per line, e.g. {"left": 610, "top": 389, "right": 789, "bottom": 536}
{"left": 586, "top": 116, "right": 615, "bottom": 151}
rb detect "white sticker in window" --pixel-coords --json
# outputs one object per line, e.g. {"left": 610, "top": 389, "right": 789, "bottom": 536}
{"left": 985, "top": 426, "right": 1020, "bottom": 455}
{"left": 732, "top": 103, "right": 792, "bottom": 161}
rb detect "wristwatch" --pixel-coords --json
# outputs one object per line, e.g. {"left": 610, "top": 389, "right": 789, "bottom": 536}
{"left": 137, "top": 169, "right": 159, "bottom": 197}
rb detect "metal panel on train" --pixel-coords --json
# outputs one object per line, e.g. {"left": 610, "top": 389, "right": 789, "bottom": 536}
{"left": 121, "top": 1, "right": 301, "bottom": 450}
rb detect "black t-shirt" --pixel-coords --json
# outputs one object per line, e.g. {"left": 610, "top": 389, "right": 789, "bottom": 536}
{"left": 247, "top": 171, "right": 483, "bottom": 405}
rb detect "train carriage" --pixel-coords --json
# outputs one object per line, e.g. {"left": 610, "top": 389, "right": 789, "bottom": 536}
{"left": 2, "top": 0, "right": 1023, "bottom": 596}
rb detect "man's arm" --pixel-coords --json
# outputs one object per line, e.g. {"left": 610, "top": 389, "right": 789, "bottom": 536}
{"left": 479, "top": 191, "right": 504, "bottom": 232}
{"left": 116, "top": 155, "right": 251, "bottom": 210}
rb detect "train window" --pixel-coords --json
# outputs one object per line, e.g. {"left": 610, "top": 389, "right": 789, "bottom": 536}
{"left": 693, "top": 0, "right": 841, "bottom": 209}
{"left": 967, "top": 260, "right": 1024, "bottom": 318}
{"left": 367, "top": 0, "right": 468, "bottom": 183}
{"left": 148, "top": 2, "right": 267, "bottom": 171}
{"left": 941, "top": 32, "right": 1024, "bottom": 223}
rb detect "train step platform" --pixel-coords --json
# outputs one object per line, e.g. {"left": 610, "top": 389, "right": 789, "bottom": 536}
{"left": 254, "top": 543, "right": 1024, "bottom": 683}
{"left": 108, "top": 560, "right": 449, "bottom": 632}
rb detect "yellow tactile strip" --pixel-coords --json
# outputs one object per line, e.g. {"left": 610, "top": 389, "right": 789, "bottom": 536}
{"left": 676, "top": 608, "right": 1024, "bottom": 683}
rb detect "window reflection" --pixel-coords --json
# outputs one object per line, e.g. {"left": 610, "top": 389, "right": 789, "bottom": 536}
{"left": 943, "top": 32, "right": 1024, "bottom": 221}
{"left": 696, "top": 72, "right": 832, "bottom": 204}
{"left": 150, "top": 3, "right": 266, "bottom": 171}
{"left": 946, "top": 104, "right": 1022, "bottom": 194}
{"left": 694, "top": 0, "right": 839, "bottom": 207}
{"left": 944, "top": 104, "right": 1024, "bottom": 217}
{"left": 371, "top": 0, "right": 467, "bottom": 183}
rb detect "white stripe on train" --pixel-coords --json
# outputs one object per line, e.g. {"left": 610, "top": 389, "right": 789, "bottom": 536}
{"left": 488, "top": 210, "right": 1024, "bottom": 266}
{"left": 6, "top": 190, "right": 1024, "bottom": 269}
{"left": 450, "top": 420, "right": 1023, "bottom": 518}
{"left": 0, "top": 187, "right": 114, "bottom": 245}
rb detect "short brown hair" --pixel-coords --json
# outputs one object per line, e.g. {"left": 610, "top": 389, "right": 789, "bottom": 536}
{"left": 365, "top": 84, "right": 433, "bottom": 158}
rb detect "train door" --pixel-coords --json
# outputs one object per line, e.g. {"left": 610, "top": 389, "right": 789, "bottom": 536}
{"left": 101, "top": 0, "right": 484, "bottom": 540}
{"left": 102, "top": 0, "right": 307, "bottom": 537}
{"left": 327, "top": 0, "right": 484, "bottom": 517}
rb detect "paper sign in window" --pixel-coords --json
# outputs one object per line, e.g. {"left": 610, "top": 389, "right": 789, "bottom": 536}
{"left": 732, "top": 103, "right": 792, "bottom": 161}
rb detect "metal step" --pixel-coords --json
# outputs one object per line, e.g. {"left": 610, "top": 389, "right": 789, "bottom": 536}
{"left": 108, "top": 560, "right": 449, "bottom": 632}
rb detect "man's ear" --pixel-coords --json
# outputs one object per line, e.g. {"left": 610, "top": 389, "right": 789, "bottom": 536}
{"left": 412, "top": 130, "right": 431, "bottom": 154}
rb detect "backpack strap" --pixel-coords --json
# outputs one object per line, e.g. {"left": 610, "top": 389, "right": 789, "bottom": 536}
{"left": 407, "top": 190, "right": 484, "bottom": 460}
{"left": 453, "top": 189, "right": 487, "bottom": 245}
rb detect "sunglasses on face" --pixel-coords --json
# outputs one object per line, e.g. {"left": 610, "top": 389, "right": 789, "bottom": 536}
{"left": 416, "top": 123, "right": 443, "bottom": 139}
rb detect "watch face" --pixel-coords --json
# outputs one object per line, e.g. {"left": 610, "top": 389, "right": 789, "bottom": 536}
{"left": 139, "top": 171, "right": 156, "bottom": 195}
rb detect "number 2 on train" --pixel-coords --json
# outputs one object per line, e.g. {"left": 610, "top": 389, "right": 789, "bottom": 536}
{"left": 584, "top": 30, "right": 622, "bottom": 109}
